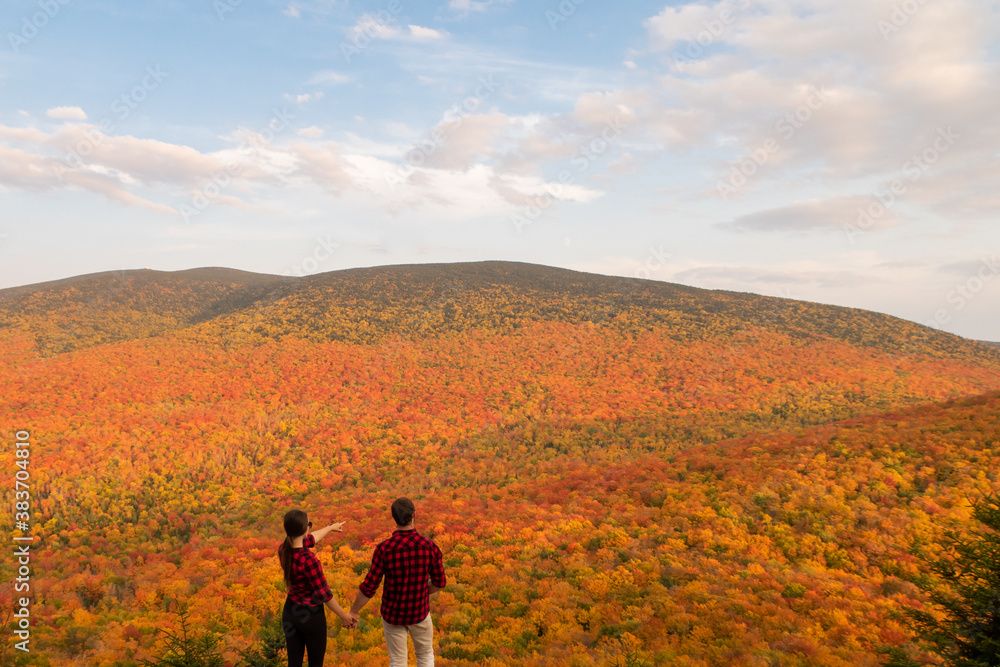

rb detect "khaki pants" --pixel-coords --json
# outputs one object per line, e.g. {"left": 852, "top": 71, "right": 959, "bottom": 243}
{"left": 381, "top": 612, "right": 434, "bottom": 667}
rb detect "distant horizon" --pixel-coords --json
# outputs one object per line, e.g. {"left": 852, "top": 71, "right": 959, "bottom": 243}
{"left": 3, "top": 258, "right": 998, "bottom": 344}
{"left": 2, "top": 1, "right": 997, "bottom": 340}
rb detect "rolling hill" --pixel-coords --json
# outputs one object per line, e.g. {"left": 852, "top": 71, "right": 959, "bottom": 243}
{"left": 0, "top": 266, "right": 296, "bottom": 356}
{"left": 2, "top": 262, "right": 997, "bottom": 363}
{"left": 0, "top": 261, "right": 998, "bottom": 666}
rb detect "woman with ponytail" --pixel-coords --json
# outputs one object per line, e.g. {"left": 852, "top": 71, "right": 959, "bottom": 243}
{"left": 277, "top": 509, "right": 356, "bottom": 667}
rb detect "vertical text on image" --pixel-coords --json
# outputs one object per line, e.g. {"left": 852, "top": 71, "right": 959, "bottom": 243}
{"left": 12, "top": 429, "right": 34, "bottom": 653}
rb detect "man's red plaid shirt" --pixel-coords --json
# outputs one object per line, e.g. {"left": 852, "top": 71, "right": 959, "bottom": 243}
{"left": 277, "top": 533, "right": 334, "bottom": 607}
{"left": 359, "top": 528, "right": 446, "bottom": 626}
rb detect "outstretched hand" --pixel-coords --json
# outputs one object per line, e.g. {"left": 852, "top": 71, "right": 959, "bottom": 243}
{"left": 329, "top": 521, "right": 347, "bottom": 532}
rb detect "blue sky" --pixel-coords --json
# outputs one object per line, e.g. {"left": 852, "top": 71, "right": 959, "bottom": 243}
{"left": 1, "top": 0, "right": 998, "bottom": 340}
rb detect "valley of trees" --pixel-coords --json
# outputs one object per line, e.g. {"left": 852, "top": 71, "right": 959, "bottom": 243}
{"left": 1, "top": 262, "right": 999, "bottom": 666}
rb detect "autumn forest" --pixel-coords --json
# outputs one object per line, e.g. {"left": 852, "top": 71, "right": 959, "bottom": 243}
{"left": 2, "top": 261, "right": 999, "bottom": 666}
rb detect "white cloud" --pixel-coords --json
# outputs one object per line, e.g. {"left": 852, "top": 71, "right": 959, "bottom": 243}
{"left": 8, "top": 0, "right": 995, "bottom": 242}
{"left": 0, "top": 120, "right": 320, "bottom": 214}
{"left": 0, "top": 141, "right": 176, "bottom": 214}
{"left": 716, "top": 196, "right": 901, "bottom": 234}
{"left": 307, "top": 70, "right": 351, "bottom": 85}
{"left": 45, "top": 106, "right": 87, "bottom": 121}
{"left": 289, "top": 141, "right": 356, "bottom": 193}
{"left": 489, "top": 171, "right": 604, "bottom": 207}
{"left": 418, "top": 112, "right": 511, "bottom": 171}
{"left": 673, "top": 263, "right": 878, "bottom": 290}
{"left": 606, "top": 0, "right": 1000, "bottom": 229}
{"left": 281, "top": 0, "right": 346, "bottom": 19}
{"left": 346, "top": 15, "right": 447, "bottom": 42}
{"left": 347, "top": 14, "right": 402, "bottom": 41}
{"left": 298, "top": 126, "right": 324, "bottom": 139}
{"left": 645, "top": 2, "right": 732, "bottom": 51}
{"left": 606, "top": 152, "right": 640, "bottom": 175}
{"left": 0, "top": 106, "right": 617, "bottom": 222}
{"left": 408, "top": 25, "right": 447, "bottom": 41}
{"left": 448, "top": 0, "right": 513, "bottom": 14}
{"left": 285, "top": 92, "right": 325, "bottom": 106}
{"left": 386, "top": 122, "right": 416, "bottom": 138}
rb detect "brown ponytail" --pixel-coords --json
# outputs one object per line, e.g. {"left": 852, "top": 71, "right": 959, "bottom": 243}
{"left": 280, "top": 509, "right": 309, "bottom": 589}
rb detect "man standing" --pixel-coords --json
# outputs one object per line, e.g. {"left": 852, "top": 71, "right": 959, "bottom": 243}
{"left": 350, "top": 497, "right": 446, "bottom": 667}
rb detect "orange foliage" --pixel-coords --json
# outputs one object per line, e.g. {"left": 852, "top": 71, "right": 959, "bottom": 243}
{"left": 0, "top": 264, "right": 998, "bottom": 665}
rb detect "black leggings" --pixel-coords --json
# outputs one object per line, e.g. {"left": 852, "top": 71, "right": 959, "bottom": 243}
{"left": 282, "top": 596, "right": 327, "bottom": 667}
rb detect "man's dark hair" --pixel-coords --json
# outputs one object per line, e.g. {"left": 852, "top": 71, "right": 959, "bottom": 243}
{"left": 391, "top": 497, "right": 415, "bottom": 526}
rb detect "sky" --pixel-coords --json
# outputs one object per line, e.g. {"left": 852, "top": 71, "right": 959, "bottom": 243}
{"left": 1, "top": 0, "right": 998, "bottom": 340}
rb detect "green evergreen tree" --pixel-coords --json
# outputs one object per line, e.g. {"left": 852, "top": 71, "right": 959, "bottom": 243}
{"left": 888, "top": 492, "right": 1000, "bottom": 666}
{"left": 139, "top": 602, "right": 226, "bottom": 667}
{"left": 235, "top": 605, "right": 286, "bottom": 667}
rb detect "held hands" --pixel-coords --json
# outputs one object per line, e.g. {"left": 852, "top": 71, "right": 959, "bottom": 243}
{"left": 340, "top": 612, "right": 357, "bottom": 629}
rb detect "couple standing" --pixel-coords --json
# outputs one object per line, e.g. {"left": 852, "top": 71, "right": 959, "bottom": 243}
{"left": 277, "top": 497, "right": 446, "bottom": 667}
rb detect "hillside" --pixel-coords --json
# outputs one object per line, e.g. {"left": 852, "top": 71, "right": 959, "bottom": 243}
{"left": 0, "top": 267, "right": 295, "bottom": 355}
{"left": 2, "top": 262, "right": 998, "bottom": 366}
{"left": 0, "top": 261, "right": 998, "bottom": 666}
{"left": 3, "top": 339, "right": 998, "bottom": 665}
{"left": 215, "top": 262, "right": 999, "bottom": 364}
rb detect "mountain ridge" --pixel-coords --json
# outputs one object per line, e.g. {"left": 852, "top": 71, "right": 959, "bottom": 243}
{"left": 0, "top": 261, "right": 997, "bottom": 368}
{"left": 2, "top": 263, "right": 1000, "bottom": 665}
